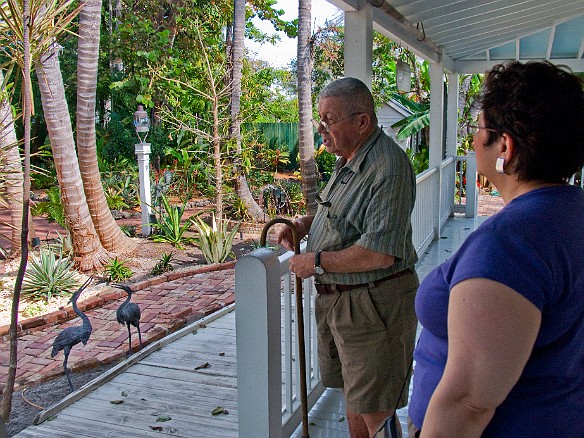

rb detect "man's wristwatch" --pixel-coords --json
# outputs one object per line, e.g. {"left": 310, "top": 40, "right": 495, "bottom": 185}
{"left": 314, "top": 250, "right": 325, "bottom": 275}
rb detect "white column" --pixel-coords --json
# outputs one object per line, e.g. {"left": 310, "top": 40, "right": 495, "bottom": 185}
{"left": 446, "top": 72, "right": 460, "bottom": 217}
{"left": 134, "top": 142, "right": 152, "bottom": 236}
{"left": 344, "top": 5, "right": 373, "bottom": 88}
{"left": 429, "top": 63, "right": 445, "bottom": 239}
{"left": 236, "top": 249, "right": 282, "bottom": 437}
{"left": 465, "top": 152, "right": 478, "bottom": 218}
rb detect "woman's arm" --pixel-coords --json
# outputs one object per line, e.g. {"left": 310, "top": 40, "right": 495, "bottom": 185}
{"left": 420, "top": 278, "right": 541, "bottom": 438}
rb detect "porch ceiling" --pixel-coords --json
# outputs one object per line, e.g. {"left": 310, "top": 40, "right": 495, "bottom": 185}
{"left": 326, "top": 0, "right": 584, "bottom": 73}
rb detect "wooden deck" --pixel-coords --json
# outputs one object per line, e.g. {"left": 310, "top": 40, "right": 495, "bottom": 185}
{"left": 14, "top": 306, "right": 239, "bottom": 438}
{"left": 14, "top": 215, "right": 488, "bottom": 438}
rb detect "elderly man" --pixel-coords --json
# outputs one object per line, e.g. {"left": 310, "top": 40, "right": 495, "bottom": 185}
{"left": 278, "top": 77, "right": 419, "bottom": 438}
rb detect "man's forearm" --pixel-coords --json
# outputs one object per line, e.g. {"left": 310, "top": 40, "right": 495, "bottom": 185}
{"left": 320, "top": 244, "right": 395, "bottom": 273}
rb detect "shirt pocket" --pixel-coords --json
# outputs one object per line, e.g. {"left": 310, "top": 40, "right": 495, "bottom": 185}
{"left": 323, "top": 214, "right": 360, "bottom": 250}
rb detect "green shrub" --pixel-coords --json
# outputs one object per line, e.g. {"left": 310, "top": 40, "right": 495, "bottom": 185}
{"left": 120, "top": 224, "right": 137, "bottom": 237}
{"left": 104, "top": 257, "right": 133, "bottom": 282}
{"left": 151, "top": 252, "right": 174, "bottom": 276}
{"left": 22, "top": 248, "right": 80, "bottom": 303}
{"left": 191, "top": 213, "right": 239, "bottom": 264}
{"left": 31, "top": 186, "right": 66, "bottom": 228}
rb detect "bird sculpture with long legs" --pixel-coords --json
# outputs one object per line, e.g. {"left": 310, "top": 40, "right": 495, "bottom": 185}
{"left": 50, "top": 277, "right": 93, "bottom": 391}
{"left": 113, "top": 284, "right": 142, "bottom": 356}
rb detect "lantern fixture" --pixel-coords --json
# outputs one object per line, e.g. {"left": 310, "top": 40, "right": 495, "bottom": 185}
{"left": 133, "top": 104, "right": 150, "bottom": 142}
{"left": 396, "top": 60, "right": 412, "bottom": 93}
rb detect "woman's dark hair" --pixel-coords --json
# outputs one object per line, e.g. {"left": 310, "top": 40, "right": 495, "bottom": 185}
{"left": 478, "top": 61, "right": 584, "bottom": 183}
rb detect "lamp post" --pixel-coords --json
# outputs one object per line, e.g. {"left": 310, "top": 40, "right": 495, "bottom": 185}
{"left": 134, "top": 104, "right": 152, "bottom": 236}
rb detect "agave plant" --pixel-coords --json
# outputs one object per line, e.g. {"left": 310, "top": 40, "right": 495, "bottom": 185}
{"left": 22, "top": 248, "right": 80, "bottom": 303}
{"left": 150, "top": 194, "right": 194, "bottom": 249}
{"left": 191, "top": 213, "right": 240, "bottom": 264}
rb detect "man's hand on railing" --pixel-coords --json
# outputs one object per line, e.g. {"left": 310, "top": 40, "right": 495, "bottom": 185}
{"left": 289, "top": 252, "right": 317, "bottom": 279}
{"left": 277, "top": 216, "right": 313, "bottom": 251}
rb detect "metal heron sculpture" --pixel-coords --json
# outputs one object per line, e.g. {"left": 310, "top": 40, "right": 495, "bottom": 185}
{"left": 113, "top": 284, "right": 142, "bottom": 356}
{"left": 260, "top": 218, "right": 309, "bottom": 438}
{"left": 50, "top": 277, "right": 93, "bottom": 391}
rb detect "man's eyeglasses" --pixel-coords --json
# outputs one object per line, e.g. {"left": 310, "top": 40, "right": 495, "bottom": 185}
{"left": 312, "top": 112, "right": 363, "bottom": 133}
{"left": 467, "top": 124, "right": 500, "bottom": 136}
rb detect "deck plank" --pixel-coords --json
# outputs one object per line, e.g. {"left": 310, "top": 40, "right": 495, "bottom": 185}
{"left": 15, "top": 217, "right": 484, "bottom": 437}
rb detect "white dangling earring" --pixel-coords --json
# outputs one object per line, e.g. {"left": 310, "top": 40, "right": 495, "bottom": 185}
{"left": 495, "top": 157, "right": 505, "bottom": 174}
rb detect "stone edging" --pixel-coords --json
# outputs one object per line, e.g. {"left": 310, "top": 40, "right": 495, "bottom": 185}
{"left": 0, "top": 260, "right": 236, "bottom": 338}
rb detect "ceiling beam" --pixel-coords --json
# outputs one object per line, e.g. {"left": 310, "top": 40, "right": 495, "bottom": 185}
{"left": 367, "top": 0, "right": 443, "bottom": 63}
{"left": 454, "top": 58, "right": 584, "bottom": 74}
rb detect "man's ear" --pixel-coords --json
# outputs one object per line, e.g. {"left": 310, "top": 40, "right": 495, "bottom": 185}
{"left": 357, "top": 113, "right": 372, "bottom": 133}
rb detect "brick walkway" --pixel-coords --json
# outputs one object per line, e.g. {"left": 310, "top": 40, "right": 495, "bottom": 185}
{"left": 477, "top": 191, "right": 505, "bottom": 216}
{"left": 0, "top": 192, "right": 504, "bottom": 393}
{"left": 0, "top": 263, "right": 236, "bottom": 391}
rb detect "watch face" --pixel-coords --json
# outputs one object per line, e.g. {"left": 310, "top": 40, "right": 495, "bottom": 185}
{"left": 314, "top": 266, "right": 325, "bottom": 275}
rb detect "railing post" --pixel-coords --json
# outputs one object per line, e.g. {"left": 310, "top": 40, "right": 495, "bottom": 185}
{"left": 236, "top": 249, "right": 282, "bottom": 438}
{"left": 465, "top": 151, "right": 478, "bottom": 217}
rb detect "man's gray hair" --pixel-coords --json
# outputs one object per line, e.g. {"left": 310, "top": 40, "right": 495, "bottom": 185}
{"left": 319, "top": 77, "right": 376, "bottom": 122}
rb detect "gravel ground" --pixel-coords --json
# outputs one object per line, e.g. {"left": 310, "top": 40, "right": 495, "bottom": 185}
{"left": 3, "top": 363, "right": 117, "bottom": 436}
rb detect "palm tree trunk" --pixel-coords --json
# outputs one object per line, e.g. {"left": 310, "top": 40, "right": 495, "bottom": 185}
{"left": 76, "top": 0, "right": 136, "bottom": 255}
{"left": 36, "top": 43, "right": 111, "bottom": 271}
{"left": 230, "top": 0, "right": 265, "bottom": 222}
{"left": 0, "top": 70, "right": 24, "bottom": 256}
{"left": 297, "top": 0, "right": 318, "bottom": 215}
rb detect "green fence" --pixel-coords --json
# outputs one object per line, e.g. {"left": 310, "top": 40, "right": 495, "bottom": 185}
{"left": 243, "top": 123, "right": 322, "bottom": 169}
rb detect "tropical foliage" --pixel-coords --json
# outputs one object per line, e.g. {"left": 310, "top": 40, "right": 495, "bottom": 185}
{"left": 22, "top": 248, "right": 80, "bottom": 303}
{"left": 103, "top": 257, "right": 134, "bottom": 282}
{"left": 191, "top": 213, "right": 239, "bottom": 264}
{"left": 150, "top": 194, "right": 194, "bottom": 249}
{"left": 151, "top": 252, "right": 174, "bottom": 276}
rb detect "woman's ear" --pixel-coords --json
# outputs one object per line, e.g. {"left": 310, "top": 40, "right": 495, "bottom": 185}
{"left": 499, "top": 133, "right": 516, "bottom": 162}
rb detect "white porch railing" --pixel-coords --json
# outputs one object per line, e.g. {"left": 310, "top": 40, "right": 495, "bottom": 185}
{"left": 453, "top": 152, "right": 478, "bottom": 218}
{"left": 236, "top": 247, "right": 324, "bottom": 438}
{"left": 235, "top": 156, "right": 469, "bottom": 437}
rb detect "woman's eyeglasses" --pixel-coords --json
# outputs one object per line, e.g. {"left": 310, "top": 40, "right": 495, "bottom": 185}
{"left": 467, "top": 124, "right": 500, "bottom": 136}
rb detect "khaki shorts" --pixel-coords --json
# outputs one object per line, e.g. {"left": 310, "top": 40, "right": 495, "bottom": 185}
{"left": 315, "top": 270, "right": 419, "bottom": 414}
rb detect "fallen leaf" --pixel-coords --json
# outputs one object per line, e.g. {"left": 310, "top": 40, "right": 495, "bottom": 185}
{"left": 150, "top": 426, "right": 163, "bottom": 431}
{"left": 218, "top": 352, "right": 225, "bottom": 356}
{"left": 121, "top": 391, "right": 128, "bottom": 397}
{"left": 339, "top": 416, "right": 345, "bottom": 422}
{"left": 156, "top": 415, "right": 172, "bottom": 422}
{"left": 310, "top": 421, "right": 316, "bottom": 425}
{"left": 212, "top": 406, "right": 228, "bottom": 415}
{"left": 110, "top": 400, "right": 124, "bottom": 405}
{"left": 47, "top": 415, "right": 58, "bottom": 421}
{"left": 195, "top": 362, "right": 210, "bottom": 370}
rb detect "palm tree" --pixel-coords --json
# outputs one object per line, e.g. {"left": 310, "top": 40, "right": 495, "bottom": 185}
{"left": 76, "top": 0, "right": 136, "bottom": 255}
{"left": 230, "top": 0, "right": 266, "bottom": 222}
{"left": 297, "top": 0, "right": 318, "bottom": 215}
{"left": 36, "top": 41, "right": 111, "bottom": 271}
{"left": 0, "top": 69, "right": 24, "bottom": 256}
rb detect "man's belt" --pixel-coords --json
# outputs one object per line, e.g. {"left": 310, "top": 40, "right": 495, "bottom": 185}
{"left": 314, "top": 268, "right": 413, "bottom": 295}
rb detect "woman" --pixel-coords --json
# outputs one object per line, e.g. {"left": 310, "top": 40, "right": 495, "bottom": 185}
{"left": 408, "top": 61, "right": 584, "bottom": 437}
